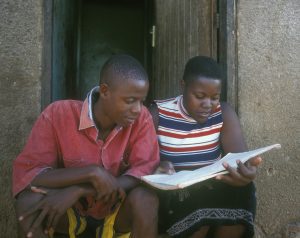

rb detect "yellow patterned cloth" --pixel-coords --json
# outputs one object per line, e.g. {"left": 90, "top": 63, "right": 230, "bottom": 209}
{"left": 49, "top": 206, "right": 130, "bottom": 238}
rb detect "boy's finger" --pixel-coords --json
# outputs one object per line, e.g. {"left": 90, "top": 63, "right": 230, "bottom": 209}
{"left": 51, "top": 213, "right": 63, "bottom": 231}
{"left": 31, "top": 186, "right": 47, "bottom": 195}
{"left": 46, "top": 211, "right": 55, "bottom": 231}
{"left": 118, "top": 188, "right": 126, "bottom": 200}
{"left": 19, "top": 202, "right": 42, "bottom": 221}
{"left": 26, "top": 208, "right": 48, "bottom": 237}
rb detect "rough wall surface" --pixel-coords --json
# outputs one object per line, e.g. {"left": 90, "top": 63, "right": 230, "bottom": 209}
{"left": 0, "top": 0, "right": 299, "bottom": 237}
{"left": 0, "top": 0, "right": 43, "bottom": 236}
{"left": 237, "top": 0, "right": 300, "bottom": 237}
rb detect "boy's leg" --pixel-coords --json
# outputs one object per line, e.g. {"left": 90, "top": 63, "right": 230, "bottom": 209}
{"left": 114, "top": 186, "right": 159, "bottom": 238}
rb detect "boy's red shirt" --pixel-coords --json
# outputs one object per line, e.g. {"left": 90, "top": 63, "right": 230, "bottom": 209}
{"left": 13, "top": 98, "right": 159, "bottom": 219}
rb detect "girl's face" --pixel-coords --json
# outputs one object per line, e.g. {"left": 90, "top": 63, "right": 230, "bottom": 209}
{"left": 182, "top": 76, "right": 221, "bottom": 124}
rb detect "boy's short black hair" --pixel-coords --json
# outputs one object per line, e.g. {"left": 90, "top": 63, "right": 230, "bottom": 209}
{"left": 183, "top": 56, "right": 223, "bottom": 84}
{"left": 100, "top": 54, "right": 148, "bottom": 86}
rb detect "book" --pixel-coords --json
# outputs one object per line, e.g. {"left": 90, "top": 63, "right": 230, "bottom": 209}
{"left": 141, "top": 144, "right": 281, "bottom": 190}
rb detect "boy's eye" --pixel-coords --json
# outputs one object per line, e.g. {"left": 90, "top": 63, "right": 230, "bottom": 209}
{"left": 125, "top": 98, "right": 135, "bottom": 104}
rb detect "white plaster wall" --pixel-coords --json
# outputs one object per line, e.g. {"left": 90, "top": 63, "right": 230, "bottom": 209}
{"left": 237, "top": 0, "right": 300, "bottom": 237}
{"left": 0, "top": 0, "right": 43, "bottom": 236}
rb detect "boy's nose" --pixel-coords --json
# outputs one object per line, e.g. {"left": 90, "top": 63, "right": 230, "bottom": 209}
{"left": 132, "top": 101, "right": 142, "bottom": 114}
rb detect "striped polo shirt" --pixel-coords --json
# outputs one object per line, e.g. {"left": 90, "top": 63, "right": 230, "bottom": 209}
{"left": 156, "top": 95, "right": 223, "bottom": 170}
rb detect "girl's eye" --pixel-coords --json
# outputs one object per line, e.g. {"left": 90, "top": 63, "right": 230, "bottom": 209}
{"left": 195, "top": 95, "right": 205, "bottom": 99}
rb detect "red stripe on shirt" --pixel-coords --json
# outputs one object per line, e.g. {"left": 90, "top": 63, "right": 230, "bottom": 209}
{"left": 158, "top": 127, "right": 221, "bottom": 139}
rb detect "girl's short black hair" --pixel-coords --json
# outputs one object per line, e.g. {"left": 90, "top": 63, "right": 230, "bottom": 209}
{"left": 183, "top": 56, "right": 223, "bottom": 83}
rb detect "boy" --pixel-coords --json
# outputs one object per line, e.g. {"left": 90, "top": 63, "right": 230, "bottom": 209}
{"left": 13, "top": 55, "right": 160, "bottom": 238}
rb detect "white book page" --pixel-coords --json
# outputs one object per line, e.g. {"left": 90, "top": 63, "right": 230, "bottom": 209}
{"left": 142, "top": 144, "right": 281, "bottom": 190}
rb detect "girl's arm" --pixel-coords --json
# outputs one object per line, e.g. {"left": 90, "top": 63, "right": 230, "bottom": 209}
{"left": 218, "top": 102, "right": 262, "bottom": 186}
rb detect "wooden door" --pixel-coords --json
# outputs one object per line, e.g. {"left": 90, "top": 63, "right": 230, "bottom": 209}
{"left": 151, "top": 0, "right": 218, "bottom": 100}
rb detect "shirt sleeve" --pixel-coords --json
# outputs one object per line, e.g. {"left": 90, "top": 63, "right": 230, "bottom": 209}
{"left": 124, "top": 108, "right": 160, "bottom": 178}
{"left": 12, "top": 110, "right": 60, "bottom": 197}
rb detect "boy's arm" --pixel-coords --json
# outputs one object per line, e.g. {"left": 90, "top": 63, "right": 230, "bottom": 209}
{"left": 32, "top": 165, "right": 123, "bottom": 201}
{"left": 13, "top": 110, "right": 121, "bottom": 200}
{"left": 18, "top": 176, "right": 137, "bottom": 237}
{"left": 18, "top": 177, "right": 139, "bottom": 238}
{"left": 117, "top": 175, "right": 140, "bottom": 193}
{"left": 17, "top": 184, "right": 97, "bottom": 238}
{"left": 123, "top": 108, "right": 160, "bottom": 179}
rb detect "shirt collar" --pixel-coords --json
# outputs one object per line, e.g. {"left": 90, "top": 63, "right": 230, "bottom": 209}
{"left": 177, "top": 95, "right": 220, "bottom": 122}
{"left": 178, "top": 95, "right": 196, "bottom": 122}
{"left": 79, "top": 86, "right": 99, "bottom": 130}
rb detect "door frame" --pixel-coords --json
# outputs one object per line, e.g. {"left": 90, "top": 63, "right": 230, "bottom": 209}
{"left": 42, "top": 0, "right": 53, "bottom": 109}
{"left": 42, "top": 0, "right": 238, "bottom": 110}
{"left": 218, "top": 0, "right": 238, "bottom": 111}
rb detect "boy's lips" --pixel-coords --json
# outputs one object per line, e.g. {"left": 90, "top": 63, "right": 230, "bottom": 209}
{"left": 125, "top": 117, "right": 136, "bottom": 124}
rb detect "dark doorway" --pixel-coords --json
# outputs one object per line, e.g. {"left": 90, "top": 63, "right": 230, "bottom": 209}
{"left": 43, "top": 0, "right": 234, "bottom": 108}
{"left": 51, "top": 0, "right": 153, "bottom": 101}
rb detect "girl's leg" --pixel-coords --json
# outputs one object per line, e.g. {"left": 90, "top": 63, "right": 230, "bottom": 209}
{"left": 213, "top": 225, "right": 245, "bottom": 238}
{"left": 189, "top": 225, "right": 209, "bottom": 238}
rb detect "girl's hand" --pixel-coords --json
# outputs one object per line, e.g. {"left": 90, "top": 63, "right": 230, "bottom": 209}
{"left": 154, "top": 161, "right": 176, "bottom": 175}
{"left": 215, "top": 156, "right": 262, "bottom": 186}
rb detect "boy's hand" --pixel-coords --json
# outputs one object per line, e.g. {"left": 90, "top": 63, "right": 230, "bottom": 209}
{"left": 215, "top": 156, "right": 262, "bottom": 186}
{"left": 154, "top": 161, "right": 175, "bottom": 175}
{"left": 19, "top": 186, "right": 82, "bottom": 237}
{"left": 89, "top": 166, "right": 125, "bottom": 203}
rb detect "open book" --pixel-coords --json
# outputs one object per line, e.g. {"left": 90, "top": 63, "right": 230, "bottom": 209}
{"left": 141, "top": 144, "right": 281, "bottom": 190}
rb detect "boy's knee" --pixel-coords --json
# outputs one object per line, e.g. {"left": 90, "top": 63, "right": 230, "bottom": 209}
{"left": 127, "top": 186, "right": 159, "bottom": 211}
{"left": 114, "top": 187, "right": 158, "bottom": 232}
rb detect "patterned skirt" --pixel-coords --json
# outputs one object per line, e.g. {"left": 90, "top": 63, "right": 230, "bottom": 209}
{"left": 158, "top": 180, "right": 256, "bottom": 238}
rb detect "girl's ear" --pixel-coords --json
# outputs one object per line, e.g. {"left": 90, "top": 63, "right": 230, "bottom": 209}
{"left": 180, "top": 80, "right": 185, "bottom": 93}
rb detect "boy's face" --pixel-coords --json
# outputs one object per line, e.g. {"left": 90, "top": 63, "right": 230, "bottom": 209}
{"left": 182, "top": 76, "right": 221, "bottom": 124}
{"left": 100, "top": 78, "right": 149, "bottom": 127}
